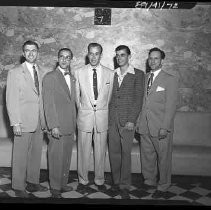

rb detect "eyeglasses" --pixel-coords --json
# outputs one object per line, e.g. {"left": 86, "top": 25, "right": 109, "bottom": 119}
{"left": 59, "top": 56, "right": 72, "bottom": 61}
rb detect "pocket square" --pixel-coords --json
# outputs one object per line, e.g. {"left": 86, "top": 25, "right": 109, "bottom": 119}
{"left": 156, "top": 86, "right": 165, "bottom": 92}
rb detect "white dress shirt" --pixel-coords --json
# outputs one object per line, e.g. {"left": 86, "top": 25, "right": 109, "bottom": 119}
{"left": 58, "top": 67, "right": 71, "bottom": 93}
{"left": 25, "top": 61, "right": 37, "bottom": 81}
{"left": 151, "top": 68, "right": 161, "bottom": 83}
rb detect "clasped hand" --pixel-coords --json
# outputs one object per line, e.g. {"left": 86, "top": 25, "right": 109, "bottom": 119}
{"left": 51, "top": 127, "right": 62, "bottom": 139}
{"left": 124, "top": 122, "right": 134, "bottom": 131}
{"left": 158, "top": 128, "right": 168, "bottom": 140}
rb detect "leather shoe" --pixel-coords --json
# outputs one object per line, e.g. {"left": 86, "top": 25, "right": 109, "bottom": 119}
{"left": 14, "top": 189, "right": 29, "bottom": 198}
{"left": 50, "top": 189, "right": 62, "bottom": 198}
{"left": 61, "top": 185, "right": 73, "bottom": 193}
{"left": 26, "top": 182, "right": 48, "bottom": 193}
{"left": 120, "top": 189, "right": 130, "bottom": 199}
{"left": 76, "top": 183, "right": 89, "bottom": 194}
{"left": 151, "top": 190, "right": 167, "bottom": 199}
{"left": 110, "top": 184, "right": 120, "bottom": 194}
{"left": 140, "top": 183, "right": 156, "bottom": 191}
{"left": 95, "top": 184, "right": 107, "bottom": 192}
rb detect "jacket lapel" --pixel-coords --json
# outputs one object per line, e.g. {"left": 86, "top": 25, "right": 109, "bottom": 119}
{"left": 22, "top": 62, "right": 38, "bottom": 95}
{"left": 98, "top": 67, "right": 108, "bottom": 96}
{"left": 119, "top": 72, "right": 135, "bottom": 89}
{"left": 82, "top": 66, "right": 95, "bottom": 104}
{"left": 55, "top": 68, "right": 71, "bottom": 101}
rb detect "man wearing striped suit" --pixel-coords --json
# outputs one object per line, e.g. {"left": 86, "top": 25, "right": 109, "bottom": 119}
{"left": 108, "top": 45, "right": 145, "bottom": 199}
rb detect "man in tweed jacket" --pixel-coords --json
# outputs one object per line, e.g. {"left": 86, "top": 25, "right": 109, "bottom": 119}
{"left": 108, "top": 45, "right": 145, "bottom": 199}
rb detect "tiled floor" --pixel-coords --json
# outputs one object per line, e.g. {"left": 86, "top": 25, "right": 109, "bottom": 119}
{"left": 0, "top": 167, "right": 211, "bottom": 205}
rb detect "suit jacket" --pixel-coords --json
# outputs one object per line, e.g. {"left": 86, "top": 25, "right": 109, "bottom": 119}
{"left": 42, "top": 68, "right": 76, "bottom": 135}
{"left": 6, "top": 62, "right": 48, "bottom": 132}
{"left": 109, "top": 68, "right": 145, "bottom": 127}
{"left": 74, "top": 64, "right": 114, "bottom": 132}
{"left": 137, "top": 68, "right": 179, "bottom": 137}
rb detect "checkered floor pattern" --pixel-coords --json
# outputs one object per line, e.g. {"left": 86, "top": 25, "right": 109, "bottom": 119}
{"left": 0, "top": 167, "right": 211, "bottom": 205}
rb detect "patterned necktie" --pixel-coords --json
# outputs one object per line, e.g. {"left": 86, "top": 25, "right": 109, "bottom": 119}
{"left": 33, "top": 65, "right": 39, "bottom": 95}
{"left": 147, "top": 72, "right": 154, "bottom": 95}
{"left": 93, "top": 69, "right": 98, "bottom": 100}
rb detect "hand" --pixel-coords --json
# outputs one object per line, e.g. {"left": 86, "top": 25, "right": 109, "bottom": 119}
{"left": 51, "top": 128, "right": 62, "bottom": 139}
{"left": 13, "top": 125, "right": 22, "bottom": 136}
{"left": 158, "top": 128, "right": 168, "bottom": 140}
{"left": 125, "top": 122, "right": 135, "bottom": 131}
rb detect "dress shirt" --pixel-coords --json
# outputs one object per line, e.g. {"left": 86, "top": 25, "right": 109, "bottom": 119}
{"left": 116, "top": 64, "right": 135, "bottom": 86}
{"left": 151, "top": 68, "right": 161, "bottom": 84}
{"left": 58, "top": 67, "right": 71, "bottom": 93}
{"left": 25, "top": 61, "right": 37, "bottom": 81}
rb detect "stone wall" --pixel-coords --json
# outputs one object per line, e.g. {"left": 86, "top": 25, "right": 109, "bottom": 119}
{"left": 0, "top": 5, "right": 211, "bottom": 112}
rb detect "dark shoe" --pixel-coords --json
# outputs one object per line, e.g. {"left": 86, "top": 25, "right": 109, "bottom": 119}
{"left": 95, "top": 184, "right": 107, "bottom": 192}
{"left": 76, "top": 183, "right": 88, "bottom": 194}
{"left": 26, "top": 182, "right": 48, "bottom": 193}
{"left": 61, "top": 185, "right": 73, "bottom": 193}
{"left": 50, "top": 189, "right": 62, "bottom": 198}
{"left": 110, "top": 184, "right": 120, "bottom": 193}
{"left": 151, "top": 190, "right": 166, "bottom": 199}
{"left": 140, "top": 183, "right": 156, "bottom": 191}
{"left": 14, "top": 189, "right": 29, "bottom": 198}
{"left": 120, "top": 189, "right": 130, "bottom": 199}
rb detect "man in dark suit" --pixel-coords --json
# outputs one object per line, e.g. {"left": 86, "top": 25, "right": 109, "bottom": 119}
{"left": 108, "top": 45, "right": 145, "bottom": 199}
{"left": 136, "top": 47, "right": 179, "bottom": 198}
{"left": 6, "top": 40, "right": 48, "bottom": 198}
{"left": 42, "top": 48, "right": 76, "bottom": 198}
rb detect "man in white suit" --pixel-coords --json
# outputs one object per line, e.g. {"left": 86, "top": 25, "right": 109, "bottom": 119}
{"left": 6, "top": 40, "right": 48, "bottom": 197}
{"left": 75, "top": 43, "right": 114, "bottom": 193}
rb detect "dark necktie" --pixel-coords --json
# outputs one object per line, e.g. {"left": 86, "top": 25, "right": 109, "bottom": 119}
{"left": 147, "top": 72, "right": 154, "bottom": 95}
{"left": 93, "top": 69, "right": 98, "bottom": 100}
{"left": 33, "top": 65, "right": 39, "bottom": 95}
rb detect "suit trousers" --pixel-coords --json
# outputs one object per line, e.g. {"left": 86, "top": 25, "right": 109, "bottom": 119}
{"left": 108, "top": 122, "right": 134, "bottom": 190}
{"left": 140, "top": 132, "right": 173, "bottom": 191}
{"left": 12, "top": 122, "right": 43, "bottom": 190}
{"left": 77, "top": 128, "right": 107, "bottom": 185}
{"left": 48, "top": 134, "right": 74, "bottom": 190}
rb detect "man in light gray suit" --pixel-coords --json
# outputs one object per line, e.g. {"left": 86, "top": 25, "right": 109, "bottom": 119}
{"left": 137, "top": 47, "right": 179, "bottom": 198}
{"left": 42, "top": 48, "right": 76, "bottom": 198}
{"left": 6, "top": 40, "right": 48, "bottom": 198}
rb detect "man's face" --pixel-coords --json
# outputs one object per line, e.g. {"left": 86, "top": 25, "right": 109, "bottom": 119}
{"left": 58, "top": 50, "right": 72, "bottom": 70}
{"left": 23, "top": 44, "right": 38, "bottom": 64}
{"left": 148, "top": 51, "right": 163, "bottom": 71}
{"left": 88, "top": 46, "right": 102, "bottom": 67}
{"left": 116, "top": 49, "right": 130, "bottom": 67}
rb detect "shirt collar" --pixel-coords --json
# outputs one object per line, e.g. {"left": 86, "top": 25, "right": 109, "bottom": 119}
{"left": 88, "top": 64, "right": 102, "bottom": 72}
{"left": 25, "top": 61, "right": 36, "bottom": 70}
{"left": 58, "top": 66, "right": 69, "bottom": 75}
{"left": 151, "top": 68, "right": 161, "bottom": 78}
{"left": 116, "top": 64, "right": 135, "bottom": 76}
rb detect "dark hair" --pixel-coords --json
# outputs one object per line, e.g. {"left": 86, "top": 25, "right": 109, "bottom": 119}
{"left": 22, "top": 40, "right": 39, "bottom": 52}
{"left": 58, "top": 48, "right": 73, "bottom": 59}
{"left": 149, "top": 47, "right": 165, "bottom": 59}
{"left": 115, "top": 45, "right": 131, "bottom": 55}
{"left": 88, "top": 43, "right": 103, "bottom": 54}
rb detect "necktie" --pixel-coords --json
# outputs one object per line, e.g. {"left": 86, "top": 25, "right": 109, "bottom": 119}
{"left": 33, "top": 65, "right": 39, "bottom": 95}
{"left": 147, "top": 72, "right": 154, "bottom": 95}
{"left": 93, "top": 69, "right": 98, "bottom": 100}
